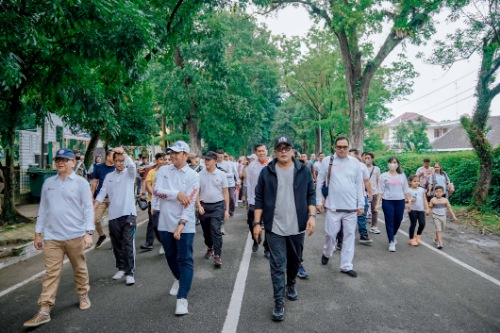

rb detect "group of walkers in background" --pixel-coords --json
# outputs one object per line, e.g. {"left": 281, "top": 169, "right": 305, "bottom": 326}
{"left": 25, "top": 136, "right": 460, "bottom": 327}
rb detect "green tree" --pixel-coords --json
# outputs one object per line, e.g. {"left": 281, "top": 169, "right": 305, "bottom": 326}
{"left": 0, "top": 0, "right": 155, "bottom": 223}
{"left": 394, "top": 116, "right": 431, "bottom": 152}
{"left": 277, "top": 29, "right": 414, "bottom": 153}
{"left": 154, "top": 9, "right": 281, "bottom": 156}
{"left": 253, "top": 0, "right": 444, "bottom": 151}
{"left": 427, "top": 0, "right": 499, "bottom": 209}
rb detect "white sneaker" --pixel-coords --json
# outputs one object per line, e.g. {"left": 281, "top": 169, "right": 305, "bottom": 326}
{"left": 112, "top": 270, "right": 125, "bottom": 280}
{"left": 175, "top": 298, "right": 188, "bottom": 315}
{"left": 159, "top": 247, "right": 165, "bottom": 255}
{"left": 170, "top": 279, "right": 179, "bottom": 296}
{"left": 221, "top": 225, "right": 226, "bottom": 235}
{"left": 370, "top": 227, "right": 380, "bottom": 234}
{"left": 125, "top": 275, "right": 135, "bottom": 285}
{"left": 394, "top": 238, "right": 398, "bottom": 245}
{"left": 389, "top": 241, "right": 396, "bottom": 252}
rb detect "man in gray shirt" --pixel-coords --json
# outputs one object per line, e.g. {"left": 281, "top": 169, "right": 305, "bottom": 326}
{"left": 253, "top": 136, "right": 316, "bottom": 322}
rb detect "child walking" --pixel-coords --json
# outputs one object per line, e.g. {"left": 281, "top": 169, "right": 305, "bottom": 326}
{"left": 407, "top": 175, "right": 429, "bottom": 246}
{"left": 428, "top": 185, "right": 457, "bottom": 249}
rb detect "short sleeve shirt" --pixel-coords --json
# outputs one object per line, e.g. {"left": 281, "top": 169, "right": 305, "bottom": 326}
{"left": 93, "top": 163, "right": 116, "bottom": 198}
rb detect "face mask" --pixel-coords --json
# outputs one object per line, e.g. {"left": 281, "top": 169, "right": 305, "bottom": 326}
{"left": 365, "top": 158, "right": 372, "bottom": 164}
{"left": 388, "top": 163, "right": 398, "bottom": 171}
{"left": 75, "top": 156, "right": 80, "bottom": 161}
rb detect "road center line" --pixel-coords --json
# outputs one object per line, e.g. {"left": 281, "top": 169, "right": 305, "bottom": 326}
{"left": 0, "top": 218, "right": 149, "bottom": 299}
{"left": 221, "top": 232, "right": 253, "bottom": 333}
{"left": 378, "top": 218, "right": 500, "bottom": 287}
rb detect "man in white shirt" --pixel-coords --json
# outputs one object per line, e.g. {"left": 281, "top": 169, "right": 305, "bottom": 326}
{"left": 246, "top": 144, "right": 271, "bottom": 256}
{"left": 316, "top": 137, "right": 364, "bottom": 278}
{"left": 216, "top": 149, "right": 241, "bottom": 217}
{"left": 24, "top": 148, "right": 94, "bottom": 328}
{"left": 196, "top": 151, "right": 229, "bottom": 267}
{"left": 152, "top": 141, "right": 199, "bottom": 316}
{"left": 94, "top": 147, "right": 137, "bottom": 286}
{"left": 313, "top": 152, "right": 325, "bottom": 177}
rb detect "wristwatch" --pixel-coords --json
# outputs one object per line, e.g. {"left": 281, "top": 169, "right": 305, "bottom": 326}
{"left": 178, "top": 221, "right": 186, "bottom": 226}
{"left": 86, "top": 230, "right": 94, "bottom": 235}
{"left": 253, "top": 221, "right": 263, "bottom": 227}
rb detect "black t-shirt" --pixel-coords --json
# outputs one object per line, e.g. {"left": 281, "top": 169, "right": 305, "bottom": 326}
{"left": 93, "top": 163, "right": 116, "bottom": 198}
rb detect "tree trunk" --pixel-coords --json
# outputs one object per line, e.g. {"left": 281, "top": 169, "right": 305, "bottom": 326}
{"left": 84, "top": 131, "right": 100, "bottom": 169}
{"left": 315, "top": 127, "right": 322, "bottom": 154}
{"left": 350, "top": 93, "right": 366, "bottom": 152}
{"left": 187, "top": 117, "right": 202, "bottom": 156}
{"left": 1, "top": 129, "right": 17, "bottom": 225}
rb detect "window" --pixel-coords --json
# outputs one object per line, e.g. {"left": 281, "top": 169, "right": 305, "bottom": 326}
{"left": 434, "top": 129, "right": 441, "bottom": 138}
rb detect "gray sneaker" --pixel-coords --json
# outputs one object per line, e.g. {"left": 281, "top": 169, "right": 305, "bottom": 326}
{"left": 359, "top": 235, "right": 373, "bottom": 245}
{"left": 389, "top": 241, "right": 396, "bottom": 252}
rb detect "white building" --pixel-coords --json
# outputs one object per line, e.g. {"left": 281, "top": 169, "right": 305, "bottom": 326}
{"left": 382, "top": 112, "right": 461, "bottom": 149}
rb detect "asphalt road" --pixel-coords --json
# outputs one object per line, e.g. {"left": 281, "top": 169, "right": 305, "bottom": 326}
{"left": 1, "top": 206, "right": 499, "bottom": 333}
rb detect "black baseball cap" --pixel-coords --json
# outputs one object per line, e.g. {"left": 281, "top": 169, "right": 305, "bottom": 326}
{"left": 274, "top": 136, "right": 293, "bottom": 149}
{"left": 204, "top": 151, "right": 218, "bottom": 160}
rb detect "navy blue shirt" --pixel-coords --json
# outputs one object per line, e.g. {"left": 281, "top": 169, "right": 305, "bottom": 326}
{"left": 93, "top": 163, "right": 116, "bottom": 198}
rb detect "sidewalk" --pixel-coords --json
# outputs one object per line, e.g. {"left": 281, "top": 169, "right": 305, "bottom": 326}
{"left": 0, "top": 204, "right": 112, "bottom": 270}
{"left": 0, "top": 205, "right": 39, "bottom": 266}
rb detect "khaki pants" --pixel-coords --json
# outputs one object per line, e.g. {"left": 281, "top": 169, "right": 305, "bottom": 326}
{"left": 38, "top": 237, "right": 90, "bottom": 312}
{"left": 94, "top": 199, "right": 110, "bottom": 236}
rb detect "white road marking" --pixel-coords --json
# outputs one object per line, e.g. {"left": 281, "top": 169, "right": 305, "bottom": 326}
{"left": 378, "top": 218, "right": 500, "bottom": 287}
{"left": 0, "top": 219, "right": 148, "bottom": 298}
{"left": 221, "top": 232, "right": 254, "bottom": 333}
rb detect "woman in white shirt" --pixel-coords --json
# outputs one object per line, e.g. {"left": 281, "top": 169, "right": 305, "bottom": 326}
{"left": 377, "top": 157, "right": 411, "bottom": 252}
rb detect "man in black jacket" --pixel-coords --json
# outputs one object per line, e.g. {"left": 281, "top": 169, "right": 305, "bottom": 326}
{"left": 253, "top": 136, "right": 316, "bottom": 322}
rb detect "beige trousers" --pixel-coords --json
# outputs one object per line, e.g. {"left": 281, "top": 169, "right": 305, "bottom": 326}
{"left": 38, "top": 236, "right": 90, "bottom": 312}
{"left": 94, "top": 199, "right": 110, "bottom": 236}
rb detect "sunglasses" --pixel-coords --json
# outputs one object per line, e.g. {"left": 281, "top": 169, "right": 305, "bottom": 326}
{"left": 55, "top": 158, "right": 70, "bottom": 163}
{"left": 275, "top": 146, "right": 292, "bottom": 152}
{"left": 335, "top": 145, "right": 349, "bottom": 150}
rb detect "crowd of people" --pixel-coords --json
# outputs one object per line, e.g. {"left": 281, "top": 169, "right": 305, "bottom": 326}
{"left": 24, "top": 137, "right": 458, "bottom": 327}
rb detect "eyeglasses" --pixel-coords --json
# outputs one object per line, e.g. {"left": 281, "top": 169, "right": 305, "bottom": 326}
{"left": 275, "top": 146, "right": 292, "bottom": 152}
{"left": 335, "top": 145, "right": 349, "bottom": 150}
{"left": 114, "top": 159, "right": 126, "bottom": 164}
{"left": 55, "top": 158, "right": 70, "bottom": 163}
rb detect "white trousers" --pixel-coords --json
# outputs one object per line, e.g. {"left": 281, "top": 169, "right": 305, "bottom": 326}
{"left": 323, "top": 209, "right": 357, "bottom": 271}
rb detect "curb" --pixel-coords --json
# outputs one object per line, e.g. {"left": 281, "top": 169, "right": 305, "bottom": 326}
{"left": 0, "top": 217, "right": 110, "bottom": 271}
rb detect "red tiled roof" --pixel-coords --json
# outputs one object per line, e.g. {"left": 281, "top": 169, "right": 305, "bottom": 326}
{"left": 388, "top": 112, "right": 437, "bottom": 125}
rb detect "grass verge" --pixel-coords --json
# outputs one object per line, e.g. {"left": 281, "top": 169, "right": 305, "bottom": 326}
{"left": 454, "top": 205, "right": 500, "bottom": 235}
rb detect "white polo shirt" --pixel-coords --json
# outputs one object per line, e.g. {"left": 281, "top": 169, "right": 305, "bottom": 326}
{"left": 198, "top": 168, "right": 228, "bottom": 203}
{"left": 36, "top": 172, "right": 94, "bottom": 241}
{"left": 152, "top": 164, "right": 200, "bottom": 233}
{"left": 95, "top": 156, "right": 137, "bottom": 220}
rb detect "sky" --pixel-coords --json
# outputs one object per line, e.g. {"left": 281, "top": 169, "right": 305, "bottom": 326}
{"left": 253, "top": 5, "right": 500, "bottom": 123}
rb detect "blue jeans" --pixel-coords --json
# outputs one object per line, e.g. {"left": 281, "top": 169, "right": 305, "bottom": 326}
{"left": 382, "top": 199, "right": 405, "bottom": 242}
{"left": 357, "top": 196, "right": 369, "bottom": 238}
{"left": 266, "top": 232, "right": 304, "bottom": 302}
{"left": 159, "top": 231, "right": 194, "bottom": 299}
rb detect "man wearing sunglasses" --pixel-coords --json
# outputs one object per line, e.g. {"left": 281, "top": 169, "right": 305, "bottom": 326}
{"left": 253, "top": 136, "right": 316, "bottom": 321}
{"left": 316, "top": 136, "right": 364, "bottom": 279}
{"left": 24, "top": 148, "right": 94, "bottom": 328}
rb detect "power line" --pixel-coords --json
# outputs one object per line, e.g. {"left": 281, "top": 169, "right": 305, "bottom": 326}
{"left": 421, "top": 94, "right": 475, "bottom": 116}
{"left": 398, "top": 70, "right": 477, "bottom": 108}
{"left": 418, "top": 87, "right": 475, "bottom": 114}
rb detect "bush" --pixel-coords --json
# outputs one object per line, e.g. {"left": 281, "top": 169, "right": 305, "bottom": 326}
{"left": 374, "top": 151, "right": 484, "bottom": 207}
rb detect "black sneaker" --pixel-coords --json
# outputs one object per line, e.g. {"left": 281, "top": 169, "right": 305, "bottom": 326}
{"left": 271, "top": 300, "right": 285, "bottom": 321}
{"left": 321, "top": 254, "right": 329, "bottom": 265}
{"left": 140, "top": 244, "right": 153, "bottom": 250}
{"left": 286, "top": 285, "right": 298, "bottom": 301}
{"left": 95, "top": 235, "right": 106, "bottom": 249}
{"left": 252, "top": 242, "right": 259, "bottom": 253}
{"left": 359, "top": 235, "right": 373, "bottom": 245}
{"left": 341, "top": 270, "right": 358, "bottom": 278}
